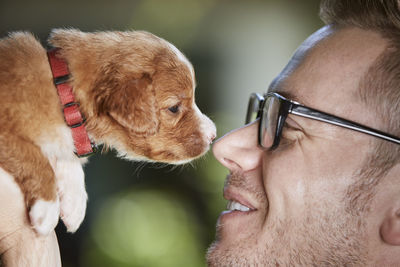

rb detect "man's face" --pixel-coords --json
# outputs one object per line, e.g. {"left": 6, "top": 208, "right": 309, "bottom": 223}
{"left": 207, "top": 25, "right": 388, "bottom": 266}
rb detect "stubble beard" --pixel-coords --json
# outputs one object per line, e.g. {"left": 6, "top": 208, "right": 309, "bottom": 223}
{"left": 206, "top": 175, "right": 369, "bottom": 266}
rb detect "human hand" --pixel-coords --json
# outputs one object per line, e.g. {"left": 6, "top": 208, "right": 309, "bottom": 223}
{"left": 0, "top": 167, "right": 61, "bottom": 267}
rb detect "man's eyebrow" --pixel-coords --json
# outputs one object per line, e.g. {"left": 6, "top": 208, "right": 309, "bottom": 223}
{"left": 266, "top": 87, "right": 306, "bottom": 105}
{"left": 265, "top": 77, "right": 312, "bottom": 106}
{"left": 280, "top": 91, "right": 304, "bottom": 103}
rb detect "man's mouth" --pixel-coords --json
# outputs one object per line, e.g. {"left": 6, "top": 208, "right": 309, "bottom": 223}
{"left": 219, "top": 197, "right": 257, "bottom": 225}
{"left": 222, "top": 188, "right": 257, "bottom": 215}
{"left": 226, "top": 200, "right": 252, "bottom": 212}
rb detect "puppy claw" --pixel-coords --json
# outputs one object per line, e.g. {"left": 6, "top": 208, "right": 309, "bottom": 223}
{"left": 59, "top": 189, "right": 87, "bottom": 233}
{"left": 29, "top": 199, "right": 60, "bottom": 235}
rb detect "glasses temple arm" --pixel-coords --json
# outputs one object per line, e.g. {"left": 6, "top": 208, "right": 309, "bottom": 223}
{"left": 290, "top": 105, "right": 400, "bottom": 145}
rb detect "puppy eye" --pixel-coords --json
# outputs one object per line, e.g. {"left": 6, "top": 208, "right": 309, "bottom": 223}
{"left": 168, "top": 105, "right": 180, "bottom": 114}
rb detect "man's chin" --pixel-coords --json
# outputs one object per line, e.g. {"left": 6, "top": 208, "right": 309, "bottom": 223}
{"left": 206, "top": 227, "right": 255, "bottom": 267}
{"left": 205, "top": 240, "right": 219, "bottom": 266}
{"left": 206, "top": 238, "right": 258, "bottom": 267}
{"left": 206, "top": 224, "right": 224, "bottom": 266}
{"left": 206, "top": 240, "right": 236, "bottom": 267}
{"left": 206, "top": 210, "right": 261, "bottom": 266}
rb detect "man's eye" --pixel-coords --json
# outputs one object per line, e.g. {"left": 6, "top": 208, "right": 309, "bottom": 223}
{"left": 282, "top": 122, "right": 298, "bottom": 134}
{"left": 281, "top": 121, "right": 304, "bottom": 142}
{"left": 168, "top": 105, "right": 180, "bottom": 113}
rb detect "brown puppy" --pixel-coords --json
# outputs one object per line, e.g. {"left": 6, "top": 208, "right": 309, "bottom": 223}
{"left": 0, "top": 29, "right": 216, "bottom": 235}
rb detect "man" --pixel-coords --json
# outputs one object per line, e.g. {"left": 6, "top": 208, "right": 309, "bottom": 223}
{"left": 0, "top": 167, "right": 61, "bottom": 266}
{"left": 1, "top": 1, "right": 399, "bottom": 266}
{"left": 207, "top": 0, "right": 400, "bottom": 266}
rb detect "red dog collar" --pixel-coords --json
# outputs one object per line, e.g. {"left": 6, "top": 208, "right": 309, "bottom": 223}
{"left": 47, "top": 48, "right": 97, "bottom": 157}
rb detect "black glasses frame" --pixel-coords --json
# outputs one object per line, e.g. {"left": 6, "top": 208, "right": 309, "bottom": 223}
{"left": 246, "top": 92, "right": 400, "bottom": 150}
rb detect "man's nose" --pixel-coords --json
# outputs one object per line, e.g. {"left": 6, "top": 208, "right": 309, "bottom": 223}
{"left": 212, "top": 121, "right": 264, "bottom": 172}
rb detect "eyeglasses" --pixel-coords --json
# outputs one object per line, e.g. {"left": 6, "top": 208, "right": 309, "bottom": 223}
{"left": 246, "top": 92, "right": 400, "bottom": 150}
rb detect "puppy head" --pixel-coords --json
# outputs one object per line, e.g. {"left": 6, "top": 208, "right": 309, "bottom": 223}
{"left": 87, "top": 31, "right": 216, "bottom": 164}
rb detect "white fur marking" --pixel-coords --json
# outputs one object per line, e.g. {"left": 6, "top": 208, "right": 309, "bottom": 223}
{"left": 55, "top": 160, "right": 87, "bottom": 233}
{"left": 36, "top": 125, "right": 88, "bottom": 232}
{"left": 194, "top": 104, "right": 217, "bottom": 143}
{"left": 37, "top": 125, "right": 76, "bottom": 164}
{"left": 29, "top": 199, "right": 60, "bottom": 236}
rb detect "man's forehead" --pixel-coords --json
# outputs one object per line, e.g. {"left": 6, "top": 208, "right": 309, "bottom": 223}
{"left": 267, "top": 25, "right": 388, "bottom": 112}
{"left": 266, "top": 25, "right": 335, "bottom": 106}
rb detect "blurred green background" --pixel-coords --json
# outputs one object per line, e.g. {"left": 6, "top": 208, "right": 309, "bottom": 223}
{"left": 0, "top": 0, "right": 323, "bottom": 266}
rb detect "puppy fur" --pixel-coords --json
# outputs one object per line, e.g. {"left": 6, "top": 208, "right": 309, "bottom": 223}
{"left": 0, "top": 29, "right": 216, "bottom": 235}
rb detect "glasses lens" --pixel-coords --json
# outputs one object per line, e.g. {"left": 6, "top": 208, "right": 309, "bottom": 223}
{"left": 259, "top": 95, "right": 280, "bottom": 148}
{"left": 245, "top": 93, "right": 264, "bottom": 124}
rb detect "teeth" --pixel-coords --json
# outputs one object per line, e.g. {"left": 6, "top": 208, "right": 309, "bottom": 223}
{"left": 227, "top": 201, "right": 250, "bottom": 212}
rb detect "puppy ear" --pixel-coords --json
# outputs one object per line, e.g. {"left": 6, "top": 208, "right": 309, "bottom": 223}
{"left": 96, "top": 72, "right": 159, "bottom": 136}
{"left": 380, "top": 208, "right": 400, "bottom": 246}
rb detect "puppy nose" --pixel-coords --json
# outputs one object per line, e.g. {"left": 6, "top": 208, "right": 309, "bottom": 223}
{"left": 208, "top": 131, "right": 216, "bottom": 144}
{"left": 196, "top": 104, "right": 217, "bottom": 145}
{"left": 206, "top": 120, "right": 217, "bottom": 144}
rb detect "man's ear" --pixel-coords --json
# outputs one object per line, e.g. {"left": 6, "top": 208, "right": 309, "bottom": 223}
{"left": 95, "top": 72, "right": 159, "bottom": 135}
{"left": 380, "top": 208, "right": 400, "bottom": 245}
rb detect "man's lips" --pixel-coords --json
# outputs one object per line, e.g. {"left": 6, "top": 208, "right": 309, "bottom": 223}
{"left": 223, "top": 188, "right": 257, "bottom": 213}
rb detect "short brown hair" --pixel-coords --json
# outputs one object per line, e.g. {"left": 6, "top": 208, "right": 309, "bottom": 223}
{"left": 319, "top": 0, "right": 400, "bottom": 213}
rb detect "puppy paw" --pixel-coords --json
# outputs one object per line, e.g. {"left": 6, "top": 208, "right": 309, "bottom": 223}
{"left": 59, "top": 187, "right": 87, "bottom": 233}
{"left": 29, "top": 199, "right": 60, "bottom": 236}
{"left": 54, "top": 160, "right": 87, "bottom": 233}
